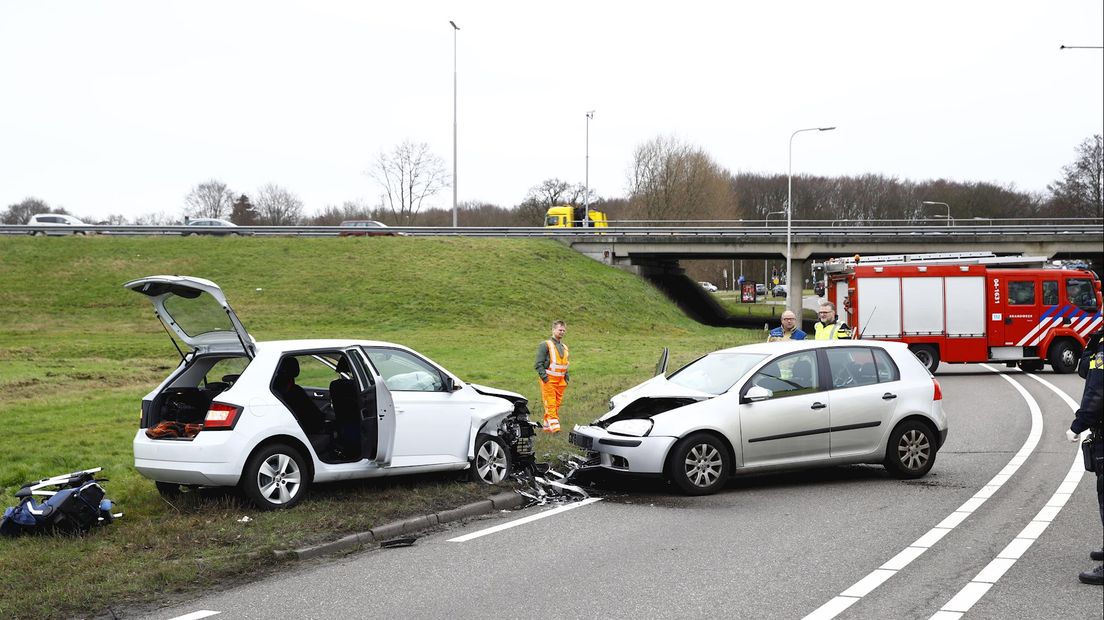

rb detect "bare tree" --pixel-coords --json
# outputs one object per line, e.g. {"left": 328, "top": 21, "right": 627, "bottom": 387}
{"left": 254, "top": 184, "right": 304, "bottom": 225}
{"left": 1, "top": 197, "right": 53, "bottom": 224}
{"left": 369, "top": 141, "right": 449, "bottom": 225}
{"left": 1047, "top": 134, "right": 1103, "bottom": 217}
{"left": 308, "top": 200, "right": 373, "bottom": 225}
{"left": 183, "top": 179, "right": 235, "bottom": 219}
{"left": 627, "top": 135, "right": 735, "bottom": 220}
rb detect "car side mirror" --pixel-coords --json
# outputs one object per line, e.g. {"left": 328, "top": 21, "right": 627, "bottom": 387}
{"left": 744, "top": 385, "right": 773, "bottom": 403}
{"left": 442, "top": 376, "right": 463, "bottom": 392}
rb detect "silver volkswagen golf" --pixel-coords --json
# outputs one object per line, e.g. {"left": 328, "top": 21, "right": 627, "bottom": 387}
{"left": 570, "top": 340, "right": 947, "bottom": 495}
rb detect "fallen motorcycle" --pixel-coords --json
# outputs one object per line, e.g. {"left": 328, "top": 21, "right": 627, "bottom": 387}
{"left": 1, "top": 467, "right": 122, "bottom": 537}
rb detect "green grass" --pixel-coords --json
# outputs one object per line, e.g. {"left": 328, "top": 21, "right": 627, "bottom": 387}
{"left": 0, "top": 236, "right": 759, "bottom": 618}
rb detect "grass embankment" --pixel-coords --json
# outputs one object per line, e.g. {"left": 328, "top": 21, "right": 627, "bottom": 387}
{"left": 0, "top": 236, "right": 759, "bottom": 618}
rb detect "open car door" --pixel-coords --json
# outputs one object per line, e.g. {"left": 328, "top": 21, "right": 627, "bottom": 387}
{"left": 124, "top": 275, "right": 255, "bottom": 358}
{"left": 352, "top": 348, "right": 395, "bottom": 466}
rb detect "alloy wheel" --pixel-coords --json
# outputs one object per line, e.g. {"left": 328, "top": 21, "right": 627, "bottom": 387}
{"left": 897, "top": 429, "right": 931, "bottom": 471}
{"left": 476, "top": 439, "right": 508, "bottom": 483}
{"left": 257, "top": 453, "right": 302, "bottom": 505}
{"left": 683, "top": 443, "right": 724, "bottom": 488}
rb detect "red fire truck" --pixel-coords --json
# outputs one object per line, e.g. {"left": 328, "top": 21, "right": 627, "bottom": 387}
{"left": 819, "top": 252, "right": 1102, "bottom": 373}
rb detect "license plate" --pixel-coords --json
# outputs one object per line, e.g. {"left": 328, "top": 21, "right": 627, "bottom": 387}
{"left": 569, "top": 431, "right": 592, "bottom": 450}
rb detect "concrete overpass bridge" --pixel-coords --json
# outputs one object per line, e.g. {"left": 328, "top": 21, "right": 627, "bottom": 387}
{"left": 561, "top": 221, "right": 1104, "bottom": 327}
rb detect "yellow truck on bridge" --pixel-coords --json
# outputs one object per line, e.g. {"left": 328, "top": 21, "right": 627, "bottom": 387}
{"left": 544, "top": 205, "right": 608, "bottom": 228}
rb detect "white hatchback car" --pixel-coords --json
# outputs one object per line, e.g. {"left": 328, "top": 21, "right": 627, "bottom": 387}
{"left": 570, "top": 340, "right": 947, "bottom": 495}
{"left": 27, "top": 213, "right": 88, "bottom": 235}
{"left": 125, "top": 276, "right": 537, "bottom": 509}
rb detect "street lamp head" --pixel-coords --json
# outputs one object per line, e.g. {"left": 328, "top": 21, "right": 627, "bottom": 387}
{"left": 819, "top": 126, "right": 836, "bottom": 131}
{"left": 586, "top": 110, "right": 595, "bottom": 119}
{"left": 449, "top": 20, "right": 459, "bottom": 30}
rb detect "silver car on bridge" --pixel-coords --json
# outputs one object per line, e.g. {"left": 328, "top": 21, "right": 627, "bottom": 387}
{"left": 570, "top": 340, "right": 947, "bottom": 495}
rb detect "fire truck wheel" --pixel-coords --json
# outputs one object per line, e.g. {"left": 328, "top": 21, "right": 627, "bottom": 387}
{"left": 909, "top": 345, "right": 940, "bottom": 373}
{"left": 884, "top": 420, "right": 937, "bottom": 479}
{"left": 1047, "top": 340, "right": 1078, "bottom": 374}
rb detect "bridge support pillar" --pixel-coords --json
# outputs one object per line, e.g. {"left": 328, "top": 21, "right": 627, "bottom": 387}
{"left": 786, "top": 260, "right": 805, "bottom": 317}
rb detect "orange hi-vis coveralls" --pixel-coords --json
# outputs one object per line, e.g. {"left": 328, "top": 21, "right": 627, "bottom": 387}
{"left": 536, "top": 339, "right": 569, "bottom": 432}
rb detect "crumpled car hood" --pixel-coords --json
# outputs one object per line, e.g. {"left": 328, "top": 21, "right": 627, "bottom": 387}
{"left": 469, "top": 383, "right": 527, "bottom": 405}
{"left": 597, "top": 378, "right": 712, "bottom": 424}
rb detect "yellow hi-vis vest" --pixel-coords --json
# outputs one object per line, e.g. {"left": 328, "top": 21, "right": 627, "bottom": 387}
{"left": 814, "top": 321, "right": 848, "bottom": 340}
{"left": 544, "top": 339, "right": 570, "bottom": 378}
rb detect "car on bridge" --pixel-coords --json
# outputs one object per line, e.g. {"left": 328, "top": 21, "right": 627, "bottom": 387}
{"left": 124, "top": 275, "right": 537, "bottom": 509}
{"left": 570, "top": 340, "right": 946, "bottom": 495}
{"left": 339, "top": 220, "right": 401, "bottom": 236}
{"left": 699, "top": 281, "right": 719, "bottom": 292}
{"left": 26, "top": 213, "right": 89, "bottom": 235}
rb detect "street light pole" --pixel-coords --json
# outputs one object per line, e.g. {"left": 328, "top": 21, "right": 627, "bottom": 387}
{"left": 922, "top": 200, "right": 951, "bottom": 224}
{"left": 585, "top": 111, "right": 594, "bottom": 224}
{"left": 787, "top": 126, "right": 835, "bottom": 316}
{"left": 450, "top": 20, "right": 460, "bottom": 228}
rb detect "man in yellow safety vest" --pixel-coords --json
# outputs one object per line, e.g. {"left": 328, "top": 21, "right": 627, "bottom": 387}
{"left": 814, "top": 301, "right": 851, "bottom": 340}
{"left": 535, "top": 320, "right": 570, "bottom": 433}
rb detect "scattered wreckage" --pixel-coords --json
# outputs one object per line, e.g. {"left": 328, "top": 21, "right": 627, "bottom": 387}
{"left": 1, "top": 468, "right": 122, "bottom": 537}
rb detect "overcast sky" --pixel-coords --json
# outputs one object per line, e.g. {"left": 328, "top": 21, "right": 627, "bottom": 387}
{"left": 1, "top": 1, "right": 1101, "bottom": 222}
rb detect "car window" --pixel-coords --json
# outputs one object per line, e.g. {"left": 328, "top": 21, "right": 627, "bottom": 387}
{"left": 667, "top": 352, "right": 767, "bottom": 395}
{"left": 825, "top": 347, "right": 880, "bottom": 389}
{"left": 871, "top": 348, "right": 900, "bottom": 382}
{"left": 1042, "top": 280, "right": 1058, "bottom": 306}
{"left": 204, "top": 357, "right": 250, "bottom": 387}
{"left": 294, "top": 355, "right": 342, "bottom": 390}
{"left": 1008, "top": 281, "right": 1035, "bottom": 306}
{"left": 746, "top": 351, "right": 819, "bottom": 398}
{"left": 361, "top": 347, "right": 445, "bottom": 392}
{"left": 1067, "top": 278, "right": 1099, "bottom": 312}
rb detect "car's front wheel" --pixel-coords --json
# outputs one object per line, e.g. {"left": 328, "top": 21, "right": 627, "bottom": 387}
{"left": 668, "top": 432, "right": 730, "bottom": 495}
{"left": 241, "top": 443, "right": 310, "bottom": 510}
{"left": 884, "top": 420, "right": 937, "bottom": 479}
{"left": 470, "top": 434, "right": 511, "bottom": 484}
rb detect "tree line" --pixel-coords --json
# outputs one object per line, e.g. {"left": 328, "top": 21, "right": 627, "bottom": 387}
{"left": 4, "top": 135, "right": 1100, "bottom": 227}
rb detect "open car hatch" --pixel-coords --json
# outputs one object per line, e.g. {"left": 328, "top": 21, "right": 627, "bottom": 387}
{"left": 124, "top": 275, "right": 255, "bottom": 357}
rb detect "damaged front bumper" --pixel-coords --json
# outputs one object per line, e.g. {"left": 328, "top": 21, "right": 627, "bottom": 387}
{"left": 568, "top": 425, "right": 675, "bottom": 475}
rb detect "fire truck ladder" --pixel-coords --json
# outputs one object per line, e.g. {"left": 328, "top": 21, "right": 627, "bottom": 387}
{"left": 817, "top": 251, "right": 1049, "bottom": 273}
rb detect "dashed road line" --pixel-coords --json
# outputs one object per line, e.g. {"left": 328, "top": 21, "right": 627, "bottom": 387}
{"left": 167, "top": 611, "right": 220, "bottom": 620}
{"left": 803, "top": 365, "right": 1043, "bottom": 620}
{"left": 447, "top": 497, "right": 602, "bottom": 542}
{"left": 929, "top": 371, "right": 1085, "bottom": 619}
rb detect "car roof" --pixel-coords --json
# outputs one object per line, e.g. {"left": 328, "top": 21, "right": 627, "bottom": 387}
{"left": 715, "top": 339, "right": 907, "bottom": 356}
{"left": 254, "top": 339, "right": 410, "bottom": 353}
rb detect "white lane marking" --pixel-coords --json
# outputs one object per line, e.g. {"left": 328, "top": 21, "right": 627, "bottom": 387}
{"left": 802, "top": 364, "right": 1043, "bottom": 620}
{"left": 447, "top": 498, "right": 602, "bottom": 542}
{"left": 167, "top": 611, "right": 220, "bottom": 620}
{"left": 928, "top": 372, "right": 1085, "bottom": 619}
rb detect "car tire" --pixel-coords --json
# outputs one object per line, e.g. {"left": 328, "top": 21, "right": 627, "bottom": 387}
{"left": 884, "top": 420, "right": 937, "bottom": 479}
{"left": 1017, "top": 360, "right": 1044, "bottom": 373}
{"left": 470, "top": 434, "right": 511, "bottom": 484}
{"left": 1047, "top": 339, "right": 1078, "bottom": 374}
{"left": 241, "top": 443, "right": 310, "bottom": 510}
{"left": 668, "top": 432, "right": 730, "bottom": 496}
{"left": 910, "top": 345, "right": 940, "bottom": 373}
{"left": 32, "top": 231, "right": 46, "bottom": 237}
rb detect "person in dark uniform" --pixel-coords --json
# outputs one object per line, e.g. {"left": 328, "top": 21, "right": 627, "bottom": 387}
{"left": 1067, "top": 329, "right": 1103, "bottom": 585}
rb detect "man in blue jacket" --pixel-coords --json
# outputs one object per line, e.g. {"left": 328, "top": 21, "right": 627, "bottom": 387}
{"left": 768, "top": 310, "right": 806, "bottom": 342}
{"left": 1067, "top": 329, "right": 1103, "bottom": 585}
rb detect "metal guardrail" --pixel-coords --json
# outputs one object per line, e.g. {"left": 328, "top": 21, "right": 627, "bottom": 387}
{"left": 1, "top": 221, "right": 1101, "bottom": 238}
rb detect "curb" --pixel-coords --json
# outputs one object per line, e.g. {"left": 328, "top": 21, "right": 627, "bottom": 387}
{"left": 277, "top": 491, "right": 527, "bottom": 561}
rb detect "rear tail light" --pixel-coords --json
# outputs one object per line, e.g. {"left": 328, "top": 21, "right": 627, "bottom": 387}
{"left": 204, "top": 402, "right": 242, "bottom": 430}
{"left": 932, "top": 378, "right": 943, "bottom": 401}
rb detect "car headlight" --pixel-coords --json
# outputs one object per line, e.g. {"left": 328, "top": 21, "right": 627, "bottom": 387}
{"left": 606, "top": 419, "right": 653, "bottom": 437}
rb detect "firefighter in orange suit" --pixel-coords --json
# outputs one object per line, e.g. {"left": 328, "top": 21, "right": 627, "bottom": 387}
{"left": 535, "top": 320, "right": 569, "bottom": 433}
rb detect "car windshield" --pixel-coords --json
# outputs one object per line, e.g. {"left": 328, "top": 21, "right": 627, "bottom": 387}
{"left": 666, "top": 352, "right": 767, "bottom": 395}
